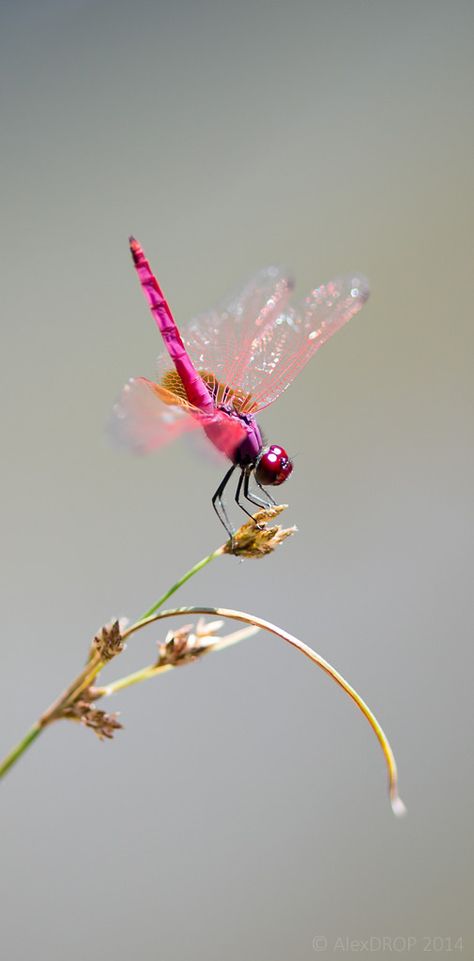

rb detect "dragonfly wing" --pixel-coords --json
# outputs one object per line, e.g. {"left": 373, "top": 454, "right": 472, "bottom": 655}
{"left": 239, "top": 273, "right": 370, "bottom": 412}
{"left": 109, "top": 376, "right": 246, "bottom": 459}
{"left": 109, "top": 377, "right": 200, "bottom": 454}
{"left": 155, "top": 266, "right": 294, "bottom": 397}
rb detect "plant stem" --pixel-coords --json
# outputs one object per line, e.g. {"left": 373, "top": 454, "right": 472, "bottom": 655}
{"left": 98, "top": 663, "right": 175, "bottom": 694}
{"left": 40, "top": 652, "right": 105, "bottom": 725}
{"left": 0, "top": 722, "right": 44, "bottom": 779}
{"left": 122, "top": 606, "right": 406, "bottom": 816}
{"left": 0, "top": 543, "right": 226, "bottom": 781}
{"left": 137, "top": 546, "right": 224, "bottom": 621}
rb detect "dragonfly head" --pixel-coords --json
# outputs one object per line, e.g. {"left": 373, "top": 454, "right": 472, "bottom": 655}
{"left": 255, "top": 445, "right": 293, "bottom": 487}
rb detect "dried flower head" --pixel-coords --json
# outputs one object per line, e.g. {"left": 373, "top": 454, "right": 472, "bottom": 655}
{"left": 63, "top": 696, "right": 123, "bottom": 740}
{"left": 93, "top": 619, "right": 125, "bottom": 661}
{"left": 156, "top": 618, "right": 225, "bottom": 668}
{"left": 223, "top": 505, "right": 296, "bottom": 558}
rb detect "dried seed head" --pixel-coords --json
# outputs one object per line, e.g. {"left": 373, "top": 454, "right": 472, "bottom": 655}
{"left": 80, "top": 707, "right": 123, "bottom": 740}
{"left": 223, "top": 505, "right": 296, "bottom": 558}
{"left": 63, "top": 697, "right": 123, "bottom": 740}
{"left": 157, "top": 625, "right": 195, "bottom": 666}
{"left": 93, "top": 620, "right": 125, "bottom": 661}
{"left": 156, "top": 619, "right": 224, "bottom": 668}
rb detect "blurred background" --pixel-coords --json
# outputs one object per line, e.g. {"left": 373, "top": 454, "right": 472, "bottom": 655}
{"left": 1, "top": 1, "right": 472, "bottom": 958}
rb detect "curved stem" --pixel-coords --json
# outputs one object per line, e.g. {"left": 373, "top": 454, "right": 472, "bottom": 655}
{"left": 123, "top": 606, "right": 406, "bottom": 817}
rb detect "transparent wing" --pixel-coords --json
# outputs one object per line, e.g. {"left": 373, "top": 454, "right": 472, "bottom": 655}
{"left": 108, "top": 377, "right": 196, "bottom": 454}
{"left": 154, "top": 270, "right": 368, "bottom": 414}
{"left": 155, "top": 266, "right": 294, "bottom": 403}
{"left": 233, "top": 273, "right": 370, "bottom": 412}
{"left": 109, "top": 376, "right": 246, "bottom": 459}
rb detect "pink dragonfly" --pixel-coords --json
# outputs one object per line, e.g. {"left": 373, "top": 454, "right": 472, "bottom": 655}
{"left": 111, "top": 238, "right": 370, "bottom": 538}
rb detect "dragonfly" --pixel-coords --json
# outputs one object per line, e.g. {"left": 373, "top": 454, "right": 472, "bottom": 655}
{"left": 111, "top": 238, "right": 370, "bottom": 538}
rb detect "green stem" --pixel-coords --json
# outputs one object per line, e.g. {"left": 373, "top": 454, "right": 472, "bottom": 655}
{"left": 40, "top": 653, "right": 104, "bottom": 725}
{"left": 137, "top": 546, "right": 224, "bottom": 621}
{"left": 0, "top": 722, "right": 44, "bottom": 780}
{"left": 0, "top": 543, "right": 226, "bottom": 782}
{"left": 98, "top": 663, "right": 174, "bottom": 694}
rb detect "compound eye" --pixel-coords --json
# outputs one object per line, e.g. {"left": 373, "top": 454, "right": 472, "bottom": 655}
{"left": 255, "top": 445, "right": 293, "bottom": 486}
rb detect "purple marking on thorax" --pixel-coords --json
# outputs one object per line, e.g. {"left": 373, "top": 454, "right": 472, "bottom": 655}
{"left": 235, "top": 416, "right": 263, "bottom": 465}
{"left": 204, "top": 410, "right": 263, "bottom": 466}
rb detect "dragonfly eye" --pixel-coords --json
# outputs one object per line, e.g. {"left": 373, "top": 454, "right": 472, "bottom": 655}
{"left": 255, "top": 445, "right": 293, "bottom": 486}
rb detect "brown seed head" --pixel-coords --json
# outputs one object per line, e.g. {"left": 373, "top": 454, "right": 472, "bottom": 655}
{"left": 156, "top": 619, "right": 225, "bottom": 668}
{"left": 63, "top": 696, "right": 123, "bottom": 740}
{"left": 223, "top": 505, "right": 296, "bottom": 558}
{"left": 93, "top": 619, "right": 125, "bottom": 661}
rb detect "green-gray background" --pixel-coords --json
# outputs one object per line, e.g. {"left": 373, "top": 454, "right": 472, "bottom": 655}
{"left": 1, "top": 1, "right": 472, "bottom": 959}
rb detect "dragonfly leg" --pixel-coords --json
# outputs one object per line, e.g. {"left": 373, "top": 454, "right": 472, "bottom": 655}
{"left": 235, "top": 468, "right": 262, "bottom": 524}
{"left": 243, "top": 470, "right": 275, "bottom": 512}
{"left": 212, "top": 464, "right": 237, "bottom": 541}
{"left": 255, "top": 477, "right": 276, "bottom": 506}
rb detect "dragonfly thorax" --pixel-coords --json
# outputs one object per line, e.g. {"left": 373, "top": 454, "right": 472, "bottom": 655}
{"left": 228, "top": 410, "right": 263, "bottom": 467}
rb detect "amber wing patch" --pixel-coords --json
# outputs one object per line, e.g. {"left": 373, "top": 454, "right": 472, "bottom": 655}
{"left": 152, "top": 375, "right": 196, "bottom": 412}
{"left": 160, "top": 369, "right": 256, "bottom": 415}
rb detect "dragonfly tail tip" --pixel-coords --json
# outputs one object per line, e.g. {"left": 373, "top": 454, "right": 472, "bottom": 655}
{"left": 129, "top": 236, "right": 141, "bottom": 261}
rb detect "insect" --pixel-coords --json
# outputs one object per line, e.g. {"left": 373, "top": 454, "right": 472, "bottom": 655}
{"left": 111, "top": 238, "right": 370, "bottom": 538}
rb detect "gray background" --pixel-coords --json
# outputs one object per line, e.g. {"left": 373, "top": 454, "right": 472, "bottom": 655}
{"left": 1, "top": 1, "right": 472, "bottom": 959}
